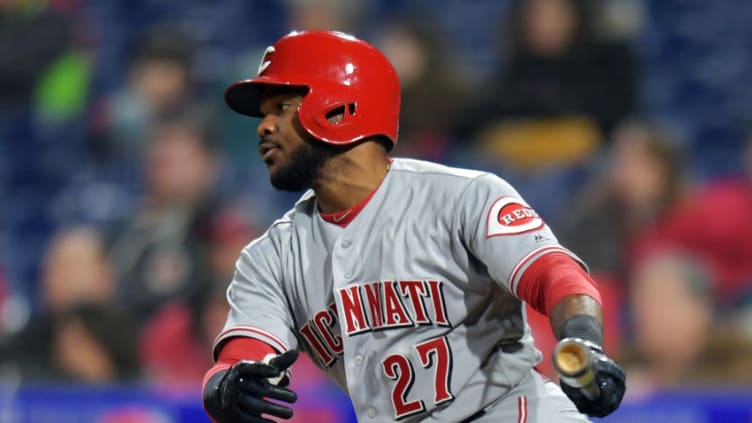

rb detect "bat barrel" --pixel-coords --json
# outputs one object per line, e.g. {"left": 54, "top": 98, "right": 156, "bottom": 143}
{"left": 553, "top": 337, "right": 600, "bottom": 401}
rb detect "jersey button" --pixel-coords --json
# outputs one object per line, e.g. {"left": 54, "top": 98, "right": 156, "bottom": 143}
{"left": 354, "top": 354, "right": 363, "bottom": 364}
{"left": 345, "top": 271, "right": 353, "bottom": 278}
{"left": 367, "top": 408, "right": 376, "bottom": 418}
{"left": 341, "top": 240, "right": 352, "bottom": 248}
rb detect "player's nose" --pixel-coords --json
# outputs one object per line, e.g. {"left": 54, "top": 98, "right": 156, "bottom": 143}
{"left": 257, "top": 115, "right": 278, "bottom": 139}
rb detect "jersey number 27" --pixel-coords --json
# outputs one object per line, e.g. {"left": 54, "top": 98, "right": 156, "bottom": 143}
{"left": 382, "top": 336, "right": 454, "bottom": 419}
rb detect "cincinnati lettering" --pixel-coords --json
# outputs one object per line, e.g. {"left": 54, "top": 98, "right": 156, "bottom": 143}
{"left": 298, "top": 280, "right": 450, "bottom": 367}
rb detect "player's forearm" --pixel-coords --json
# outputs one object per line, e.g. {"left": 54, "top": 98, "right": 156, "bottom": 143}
{"left": 549, "top": 294, "right": 604, "bottom": 344}
{"left": 516, "top": 252, "right": 601, "bottom": 316}
{"left": 515, "top": 251, "right": 603, "bottom": 340}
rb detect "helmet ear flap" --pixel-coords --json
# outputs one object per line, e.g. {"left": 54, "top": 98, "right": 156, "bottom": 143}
{"left": 312, "top": 100, "right": 358, "bottom": 132}
{"left": 325, "top": 102, "right": 357, "bottom": 124}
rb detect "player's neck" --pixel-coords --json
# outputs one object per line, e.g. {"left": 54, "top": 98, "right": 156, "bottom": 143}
{"left": 312, "top": 144, "right": 390, "bottom": 214}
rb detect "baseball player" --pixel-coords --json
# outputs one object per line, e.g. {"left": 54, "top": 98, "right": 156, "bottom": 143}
{"left": 202, "top": 31, "right": 625, "bottom": 422}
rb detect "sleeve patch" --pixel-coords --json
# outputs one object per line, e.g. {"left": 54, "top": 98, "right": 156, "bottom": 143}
{"left": 486, "top": 196, "right": 544, "bottom": 237}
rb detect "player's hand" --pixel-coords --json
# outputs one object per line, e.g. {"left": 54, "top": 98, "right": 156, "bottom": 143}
{"left": 559, "top": 343, "right": 626, "bottom": 418}
{"left": 203, "top": 350, "right": 299, "bottom": 423}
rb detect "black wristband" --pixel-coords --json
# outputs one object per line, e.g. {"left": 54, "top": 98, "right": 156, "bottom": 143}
{"left": 559, "top": 314, "right": 603, "bottom": 346}
{"left": 203, "top": 369, "right": 228, "bottom": 416}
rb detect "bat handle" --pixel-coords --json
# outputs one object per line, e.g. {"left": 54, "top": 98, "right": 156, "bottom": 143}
{"left": 553, "top": 337, "right": 600, "bottom": 401}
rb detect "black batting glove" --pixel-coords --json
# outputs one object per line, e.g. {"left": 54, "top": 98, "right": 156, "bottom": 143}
{"left": 560, "top": 342, "right": 626, "bottom": 418}
{"left": 203, "top": 350, "right": 299, "bottom": 423}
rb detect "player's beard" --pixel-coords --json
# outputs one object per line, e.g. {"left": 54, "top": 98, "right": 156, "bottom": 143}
{"left": 270, "top": 140, "right": 336, "bottom": 192}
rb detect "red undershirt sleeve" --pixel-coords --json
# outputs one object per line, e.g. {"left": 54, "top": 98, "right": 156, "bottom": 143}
{"left": 515, "top": 252, "right": 602, "bottom": 316}
{"left": 201, "top": 337, "right": 278, "bottom": 395}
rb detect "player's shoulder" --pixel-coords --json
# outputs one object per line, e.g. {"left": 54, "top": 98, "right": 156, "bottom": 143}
{"left": 241, "top": 218, "right": 290, "bottom": 256}
{"left": 242, "top": 191, "right": 315, "bottom": 254}
{"left": 390, "top": 158, "right": 491, "bottom": 180}
{"left": 267, "top": 192, "right": 315, "bottom": 234}
{"left": 390, "top": 158, "right": 510, "bottom": 191}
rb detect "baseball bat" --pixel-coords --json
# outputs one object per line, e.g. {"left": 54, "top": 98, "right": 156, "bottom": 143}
{"left": 553, "top": 337, "right": 600, "bottom": 401}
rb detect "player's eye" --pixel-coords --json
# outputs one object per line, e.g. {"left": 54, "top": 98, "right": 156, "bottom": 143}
{"left": 279, "top": 102, "right": 292, "bottom": 113}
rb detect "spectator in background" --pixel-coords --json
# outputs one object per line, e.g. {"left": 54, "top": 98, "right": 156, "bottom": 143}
{"left": 41, "top": 226, "right": 115, "bottom": 312}
{"left": 376, "top": 19, "right": 468, "bottom": 162}
{"left": 622, "top": 251, "right": 752, "bottom": 397}
{"left": 543, "top": 119, "right": 685, "bottom": 362}
{"left": 284, "top": 0, "right": 363, "bottom": 33}
{"left": 559, "top": 119, "right": 685, "bottom": 281}
{"left": 640, "top": 136, "right": 752, "bottom": 308}
{"left": 205, "top": 209, "right": 258, "bottom": 285}
{"left": 91, "top": 25, "right": 206, "bottom": 161}
{"left": 458, "top": 0, "right": 639, "bottom": 169}
{"left": 0, "top": 226, "right": 139, "bottom": 383}
{"left": 51, "top": 304, "right": 139, "bottom": 383}
{"left": 139, "top": 209, "right": 255, "bottom": 386}
{"left": 107, "top": 112, "right": 222, "bottom": 328}
{"left": 139, "top": 278, "right": 229, "bottom": 386}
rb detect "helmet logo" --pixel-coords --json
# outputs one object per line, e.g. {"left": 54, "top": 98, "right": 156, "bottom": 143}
{"left": 257, "top": 46, "right": 275, "bottom": 76}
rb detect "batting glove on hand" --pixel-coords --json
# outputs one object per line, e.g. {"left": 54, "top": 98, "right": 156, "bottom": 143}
{"left": 560, "top": 342, "right": 626, "bottom": 418}
{"left": 203, "top": 350, "right": 299, "bottom": 423}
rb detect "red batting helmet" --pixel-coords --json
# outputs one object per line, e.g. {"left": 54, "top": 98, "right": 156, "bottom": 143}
{"left": 225, "top": 30, "right": 401, "bottom": 150}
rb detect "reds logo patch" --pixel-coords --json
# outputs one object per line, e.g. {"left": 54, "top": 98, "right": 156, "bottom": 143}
{"left": 486, "top": 196, "right": 544, "bottom": 237}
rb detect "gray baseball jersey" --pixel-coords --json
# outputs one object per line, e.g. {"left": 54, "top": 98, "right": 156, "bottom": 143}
{"left": 215, "top": 158, "right": 588, "bottom": 422}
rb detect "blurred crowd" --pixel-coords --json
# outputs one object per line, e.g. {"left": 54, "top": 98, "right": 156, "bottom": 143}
{"left": 1, "top": 0, "right": 751, "bottom": 403}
